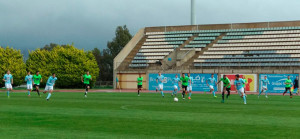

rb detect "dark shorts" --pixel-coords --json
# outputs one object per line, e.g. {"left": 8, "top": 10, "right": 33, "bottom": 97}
{"left": 84, "top": 84, "right": 90, "bottom": 88}
{"left": 225, "top": 87, "right": 231, "bottom": 92}
{"left": 137, "top": 85, "right": 142, "bottom": 88}
{"left": 182, "top": 85, "right": 187, "bottom": 90}
{"left": 285, "top": 87, "right": 291, "bottom": 91}
{"left": 33, "top": 84, "right": 40, "bottom": 88}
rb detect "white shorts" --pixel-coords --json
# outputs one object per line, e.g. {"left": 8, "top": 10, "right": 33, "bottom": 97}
{"left": 173, "top": 85, "right": 178, "bottom": 90}
{"left": 209, "top": 85, "right": 214, "bottom": 90}
{"left": 27, "top": 84, "right": 33, "bottom": 90}
{"left": 187, "top": 85, "right": 192, "bottom": 91}
{"left": 262, "top": 86, "right": 267, "bottom": 90}
{"left": 5, "top": 84, "right": 12, "bottom": 89}
{"left": 44, "top": 85, "right": 54, "bottom": 91}
{"left": 158, "top": 84, "right": 163, "bottom": 90}
{"left": 237, "top": 88, "right": 245, "bottom": 96}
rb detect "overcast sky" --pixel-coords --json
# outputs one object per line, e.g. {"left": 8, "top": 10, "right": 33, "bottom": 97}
{"left": 1, "top": 0, "right": 300, "bottom": 51}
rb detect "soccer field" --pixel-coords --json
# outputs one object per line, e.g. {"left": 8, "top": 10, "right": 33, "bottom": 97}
{"left": 1, "top": 92, "right": 300, "bottom": 139}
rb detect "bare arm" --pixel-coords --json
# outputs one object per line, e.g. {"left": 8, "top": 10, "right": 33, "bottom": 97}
{"left": 11, "top": 78, "right": 13, "bottom": 84}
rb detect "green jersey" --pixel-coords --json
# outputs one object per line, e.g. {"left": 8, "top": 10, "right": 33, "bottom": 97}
{"left": 180, "top": 76, "right": 189, "bottom": 86}
{"left": 137, "top": 77, "right": 143, "bottom": 85}
{"left": 243, "top": 79, "right": 247, "bottom": 87}
{"left": 220, "top": 77, "right": 231, "bottom": 88}
{"left": 285, "top": 79, "right": 292, "bottom": 88}
{"left": 83, "top": 74, "right": 92, "bottom": 84}
{"left": 33, "top": 74, "right": 42, "bottom": 85}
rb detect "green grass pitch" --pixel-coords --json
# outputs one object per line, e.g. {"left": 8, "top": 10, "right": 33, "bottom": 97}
{"left": 1, "top": 91, "right": 300, "bottom": 139}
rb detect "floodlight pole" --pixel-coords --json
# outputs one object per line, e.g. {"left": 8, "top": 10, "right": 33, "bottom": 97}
{"left": 191, "top": 0, "right": 196, "bottom": 25}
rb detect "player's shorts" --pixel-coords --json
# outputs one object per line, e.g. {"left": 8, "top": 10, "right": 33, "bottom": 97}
{"left": 27, "top": 84, "right": 33, "bottom": 90}
{"left": 285, "top": 87, "right": 291, "bottom": 91}
{"left": 237, "top": 88, "right": 245, "bottom": 97}
{"left": 262, "top": 86, "right": 267, "bottom": 90}
{"left": 33, "top": 84, "right": 40, "bottom": 88}
{"left": 84, "top": 84, "right": 90, "bottom": 88}
{"left": 44, "top": 85, "right": 54, "bottom": 91}
{"left": 187, "top": 85, "right": 192, "bottom": 91}
{"left": 182, "top": 85, "right": 187, "bottom": 90}
{"left": 5, "top": 83, "right": 12, "bottom": 89}
{"left": 223, "top": 87, "right": 230, "bottom": 92}
{"left": 158, "top": 84, "right": 163, "bottom": 90}
{"left": 137, "top": 85, "right": 142, "bottom": 88}
{"left": 173, "top": 85, "right": 178, "bottom": 90}
{"left": 209, "top": 85, "right": 214, "bottom": 90}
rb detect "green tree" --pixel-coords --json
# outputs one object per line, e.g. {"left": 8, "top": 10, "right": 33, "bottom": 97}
{"left": 107, "top": 25, "right": 132, "bottom": 58}
{"left": 26, "top": 45, "right": 99, "bottom": 88}
{"left": 0, "top": 46, "right": 26, "bottom": 87}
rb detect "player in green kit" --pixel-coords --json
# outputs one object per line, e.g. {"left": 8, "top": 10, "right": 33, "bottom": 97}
{"left": 81, "top": 71, "right": 92, "bottom": 98}
{"left": 137, "top": 74, "right": 143, "bottom": 96}
{"left": 217, "top": 75, "right": 231, "bottom": 103}
{"left": 33, "top": 71, "right": 42, "bottom": 97}
{"left": 179, "top": 73, "right": 189, "bottom": 100}
{"left": 283, "top": 75, "right": 293, "bottom": 98}
{"left": 242, "top": 76, "right": 248, "bottom": 96}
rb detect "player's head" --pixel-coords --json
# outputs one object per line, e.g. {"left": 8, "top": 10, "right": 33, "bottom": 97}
{"left": 7, "top": 70, "right": 10, "bottom": 74}
{"left": 243, "top": 75, "right": 246, "bottom": 79}
{"left": 264, "top": 76, "right": 267, "bottom": 79}
{"left": 182, "top": 73, "right": 185, "bottom": 77}
{"left": 223, "top": 75, "right": 227, "bottom": 78}
{"left": 211, "top": 74, "right": 214, "bottom": 78}
{"left": 36, "top": 71, "right": 39, "bottom": 75}
{"left": 52, "top": 73, "right": 56, "bottom": 77}
{"left": 287, "top": 75, "right": 290, "bottom": 79}
{"left": 175, "top": 74, "right": 178, "bottom": 78}
{"left": 86, "top": 71, "right": 89, "bottom": 75}
{"left": 139, "top": 73, "right": 141, "bottom": 77}
{"left": 158, "top": 71, "right": 161, "bottom": 76}
{"left": 235, "top": 74, "right": 240, "bottom": 80}
{"left": 27, "top": 71, "right": 30, "bottom": 75}
{"left": 188, "top": 73, "right": 190, "bottom": 77}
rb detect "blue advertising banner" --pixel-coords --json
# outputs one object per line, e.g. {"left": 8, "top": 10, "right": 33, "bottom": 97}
{"left": 259, "top": 74, "right": 298, "bottom": 93}
{"left": 148, "top": 73, "right": 218, "bottom": 91}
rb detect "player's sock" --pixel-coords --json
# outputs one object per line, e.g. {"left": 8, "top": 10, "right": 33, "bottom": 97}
{"left": 258, "top": 90, "right": 263, "bottom": 96}
{"left": 138, "top": 90, "right": 140, "bottom": 95}
{"left": 189, "top": 92, "right": 192, "bottom": 97}
{"left": 46, "top": 93, "right": 51, "bottom": 99}
{"left": 212, "top": 91, "right": 215, "bottom": 97}
{"left": 28, "top": 91, "right": 30, "bottom": 95}
{"left": 243, "top": 95, "right": 247, "bottom": 104}
{"left": 161, "top": 91, "right": 164, "bottom": 97}
{"left": 7, "top": 91, "right": 9, "bottom": 96}
{"left": 265, "top": 90, "right": 268, "bottom": 97}
{"left": 37, "top": 89, "right": 40, "bottom": 95}
{"left": 222, "top": 91, "right": 224, "bottom": 100}
{"left": 182, "top": 91, "right": 185, "bottom": 98}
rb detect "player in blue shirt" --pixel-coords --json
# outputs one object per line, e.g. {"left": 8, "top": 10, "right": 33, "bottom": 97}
{"left": 3, "top": 70, "right": 13, "bottom": 98}
{"left": 206, "top": 74, "right": 217, "bottom": 98}
{"left": 187, "top": 73, "right": 193, "bottom": 100}
{"left": 25, "top": 71, "right": 33, "bottom": 97}
{"left": 43, "top": 73, "right": 58, "bottom": 101}
{"left": 234, "top": 74, "right": 247, "bottom": 104}
{"left": 156, "top": 71, "right": 165, "bottom": 97}
{"left": 172, "top": 74, "right": 180, "bottom": 97}
{"left": 258, "top": 76, "right": 270, "bottom": 98}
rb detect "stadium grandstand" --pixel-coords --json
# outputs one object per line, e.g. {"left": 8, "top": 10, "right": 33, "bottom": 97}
{"left": 114, "top": 20, "right": 300, "bottom": 90}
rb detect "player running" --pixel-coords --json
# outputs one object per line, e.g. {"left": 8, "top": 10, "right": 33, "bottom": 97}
{"left": 207, "top": 74, "right": 217, "bottom": 98}
{"left": 258, "top": 76, "right": 270, "bottom": 98}
{"left": 217, "top": 75, "right": 231, "bottom": 103}
{"left": 3, "top": 70, "right": 13, "bottom": 98}
{"left": 25, "top": 71, "right": 33, "bottom": 97}
{"left": 242, "top": 76, "right": 248, "bottom": 96}
{"left": 81, "top": 71, "right": 92, "bottom": 98}
{"left": 283, "top": 75, "right": 293, "bottom": 98}
{"left": 33, "top": 71, "right": 42, "bottom": 97}
{"left": 234, "top": 74, "right": 247, "bottom": 104}
{"left": 172, "top": 74, "right": 180, "bottom": 97}
{"left": 137, "top": 74, "right": 143, "bottom": 96}
{"left": 187, "top": 73, "right": 193, "bottom": 100}
{"left": 43, "top": 73, "right": 58, "bottom": 101}
{"left": 156, "top": 71, "right": 165, "bottom": 97}
{"left": 180, "top": 73, "right": 189, "bottom": 100}
{"left": 293, "top": 76, "right": 299, "bottom": 95}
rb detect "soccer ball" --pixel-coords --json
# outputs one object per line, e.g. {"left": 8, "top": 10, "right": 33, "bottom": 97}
{"left": 174, "top": 97, "right": 178, "bottom": 102}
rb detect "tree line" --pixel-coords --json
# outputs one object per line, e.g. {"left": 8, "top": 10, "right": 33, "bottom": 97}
{"left": 0, "top": 25, "right": 132, "bottom": 88}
